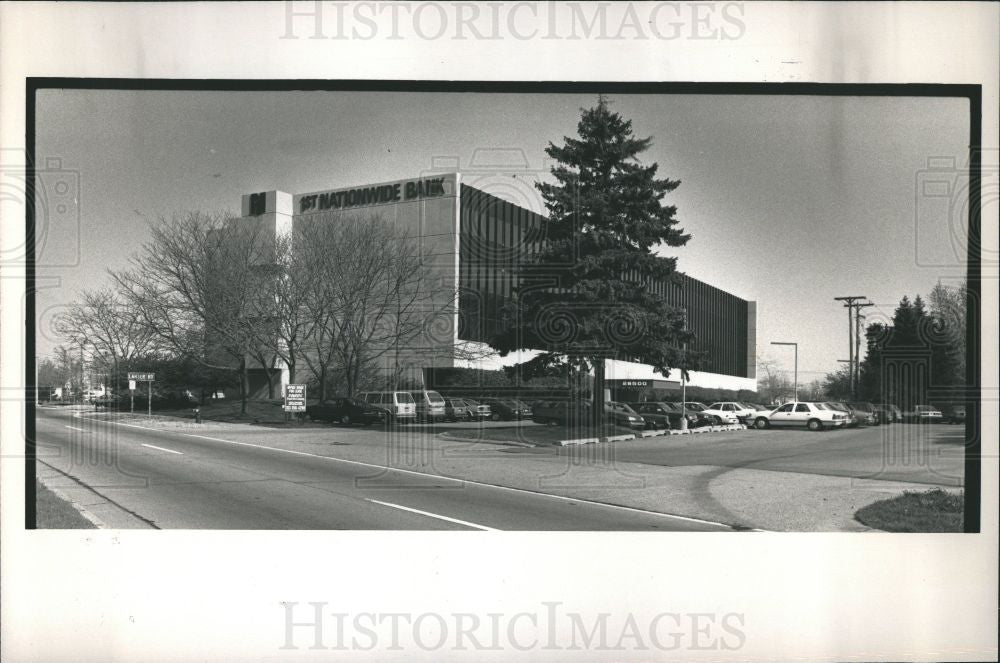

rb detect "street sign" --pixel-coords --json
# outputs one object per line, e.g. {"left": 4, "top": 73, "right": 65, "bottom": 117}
{"left": 126, "top": 373, "right": 154, "bottom": 416}
{"left": 283, "top": 384, "right": 306, "bottom": 412}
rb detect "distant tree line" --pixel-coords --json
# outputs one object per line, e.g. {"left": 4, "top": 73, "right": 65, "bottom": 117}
{"left": 824, "top": 281, "right": 967, "bottom": 407}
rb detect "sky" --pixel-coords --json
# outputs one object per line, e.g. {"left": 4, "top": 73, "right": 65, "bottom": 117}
{"left": 34, "top": 89, "right": 971, "bottom": 382}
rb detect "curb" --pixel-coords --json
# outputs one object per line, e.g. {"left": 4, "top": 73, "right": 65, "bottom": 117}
{"left": 559, "top": 424, "right": 747, "bottom": 446}
{"left": 437, "top": 432, "right": 538, "bottom": 448}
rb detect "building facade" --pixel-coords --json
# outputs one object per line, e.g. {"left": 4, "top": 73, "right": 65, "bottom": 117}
{"left": 240, "top": 173, "right": 756, "bottom": 396}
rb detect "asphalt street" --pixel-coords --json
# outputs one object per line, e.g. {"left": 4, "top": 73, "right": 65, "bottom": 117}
{"left": 34, "top": 408, "right": 730, "bottom": 531}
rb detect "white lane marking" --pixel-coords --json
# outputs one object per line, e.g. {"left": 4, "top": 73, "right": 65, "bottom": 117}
{"left": 77, "top": 416, "right": 736, "bottom": 530}
{"left": 141, "top": 443, "right": 183, "bottom": 455}
{"left": 366, "top": 498, "right": 499, "bottom": 531}
{"left": 65, "top": 425, "right": 86, "bottom": 432}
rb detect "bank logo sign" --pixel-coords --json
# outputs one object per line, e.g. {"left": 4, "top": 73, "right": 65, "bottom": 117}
{"left": 296, "top": 174, "right": 453, "bottom": 215}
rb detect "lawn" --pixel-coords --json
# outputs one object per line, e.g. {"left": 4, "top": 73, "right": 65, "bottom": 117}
{"left": 442, "top": 423, "right": 642, "bottom": 446}
{"left": 854, "top": 489, "right": 964, "bottom": 532}
{"left": 35, "top": 479, "right": 96, "bottom": 529}
{"left": 156, "top": 399, "right": 291, "bottom": 424}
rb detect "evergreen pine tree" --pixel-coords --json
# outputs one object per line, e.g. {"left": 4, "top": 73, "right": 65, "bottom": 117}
{"left": 491, "top": 96, "right": 694, "bottom": 427}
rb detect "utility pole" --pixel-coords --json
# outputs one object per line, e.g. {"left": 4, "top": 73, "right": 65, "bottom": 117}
{"left": 834, "top": 296, "right": 869, "bottom": 400}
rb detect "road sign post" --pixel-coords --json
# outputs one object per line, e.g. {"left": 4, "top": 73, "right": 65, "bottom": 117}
{"left": 128, "top": 373, "right": 155, "bottom": 417}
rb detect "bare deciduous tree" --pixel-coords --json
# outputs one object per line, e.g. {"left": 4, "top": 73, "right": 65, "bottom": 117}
{"left": 57, "top": 288, "right": 160, "bottom": 389}
{"left": 297, "top": 214, "right": 443, "bottom": 398}
{"left": 755, "top": 354, "right": 793, "bottom": 404}
{"left": 112, "top": 211, "right": 272, "bottom": 414}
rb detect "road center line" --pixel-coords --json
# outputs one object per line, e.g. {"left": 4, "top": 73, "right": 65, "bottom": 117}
{"left": 76, "top": 415, "right": 737, "bottom": 529}
{"left": 141, "top": 443, "right": 184, "bottom": 455}
{"left": 65, "top": 425, "right": 86, "bottom": 432}
{"left": 366, "top": 498, "right": 499, "bottom": 531}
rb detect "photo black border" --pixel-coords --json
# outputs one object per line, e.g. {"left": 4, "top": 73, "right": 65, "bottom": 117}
{"left": 24, "top": 79, "right": 983, "bottom": 532}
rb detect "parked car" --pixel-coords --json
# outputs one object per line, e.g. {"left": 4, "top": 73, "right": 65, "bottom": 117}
{"left": 847, "top": 402, "right": 879, "bottom": 426}
{"left": 871, "top": 403, "right": 895, "bottom": 425}
{"left": 874, "top": 403, "right": 903, "bottom": 423}
{"left": 533, "top": 400, "right": 644, "bottom": 429}
{"left": 357, "top": 391, "right": 417, "bottom": 424}
{"left": 670, "top": 402, "right": 726, "bottom": 425}
{"left": 905, "top": 404, "right": 943, "bottom": 424}
{"left": 606, "top": 401, "right": 647, "bottom": 429}
{"left": 753, "top": 401, "right": 849, "bottom": 431}
{"left": 663, "top": 401, "right": 716, "bottom": 427}
{"left": 407, "top": 390, "right": 447, "bottom": 423}
{"left": 460, "top": 398, "right": 493, "bottom": 420}
{"left": 825, "top": 402, "right": 860, "bottom": 427}
{"left": 824, "top": 401, "right": 861, "bottom": 428}
{"left": 477, "top": 397, "right": 533, "bottom": 421}
{"left": 705, "top": 402, "right": 751, "bottom": 424}
{"left": 532, "top": 400, "right": 583, "bottom": 426}
{"left": 628, "top": 402, "right": 676, "bottom": 430}
{"left": 306, "top": 396, "right": 387, "bottom": 426}
{"left": 946, "top": 405, "right": 966, "bottom": 425}
{"left": 443, "top": 398, "right": 473, "bottom": 422}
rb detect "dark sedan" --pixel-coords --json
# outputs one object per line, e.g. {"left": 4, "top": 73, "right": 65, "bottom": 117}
{"left": 871, "top": 403, "right": 895, "bottom": 425}
{"left": 306, "top": 397, "right": 387, "bottom": 426}
{"left": 478, "top": 397, "right": 533, "bottom": 421}
{"left": 532, "top": 400, "right": 644, "bottom": 429}
{"left": 629, "top": 402, "right": 676, "bottom": 430}
{"left": 665, "top": 402, "right": 718, "bottom": 427}
{"left": 946, "top": 405, "right": 966, "bottom": 425}
{"left": 847, "top": 402, "right": 879, "bottom": 426}
{"left": 606, "top": 401, "right": 647, "bottom": 429}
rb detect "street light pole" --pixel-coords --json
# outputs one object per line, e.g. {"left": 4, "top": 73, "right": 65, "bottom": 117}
{"left": 679, "top": 310, "right": 689, "bottom": 430}
{"left": 771, "top": 341, "right": 799, "bottom": 401}
{"left": 680, "top": 351, "right": 688, "bottom": 431}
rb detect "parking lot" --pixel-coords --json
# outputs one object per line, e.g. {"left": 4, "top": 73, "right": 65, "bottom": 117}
{"left": 509, "top": 422, "right": 967, "bottom": 487}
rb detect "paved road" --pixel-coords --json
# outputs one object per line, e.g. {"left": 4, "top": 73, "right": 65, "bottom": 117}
{"left": 502, "top": 423, "right": 966, "bottom": 487}
{"left": 34, "top": 408, "right": 730, "bottom": 531}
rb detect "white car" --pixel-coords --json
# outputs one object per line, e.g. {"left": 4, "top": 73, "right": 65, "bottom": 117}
{"left": 752, "top": 401, "right": 848, "bottom": 431}
{"left": 693, "top": 402, "right": 740, "bottom": 425}
{"left": 707, "top": 402, "right": 757, "bottom": 424}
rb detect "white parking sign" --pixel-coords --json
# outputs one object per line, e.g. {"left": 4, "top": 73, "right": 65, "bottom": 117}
{"left": 283, "top": 384, "right": 306, "bottom": 412}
